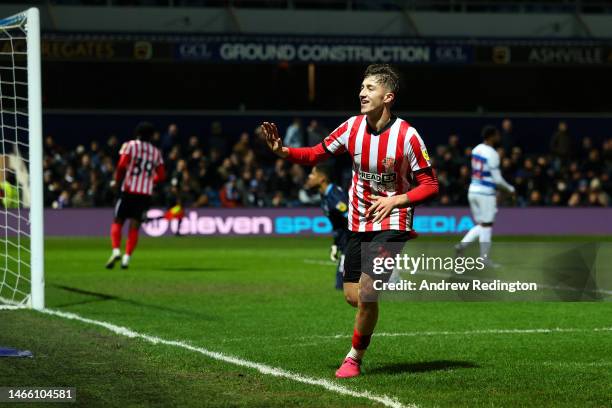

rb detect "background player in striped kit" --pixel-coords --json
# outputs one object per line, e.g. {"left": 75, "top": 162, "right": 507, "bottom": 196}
{"left": 261, "top": 64, "right": 438, "bottom": 378}
{"left": 304, "top": 164, "right": 349, "bottom": 290}
{"left": 106, "top": 122, "right": 166, "bottom": 269}
{"left": 455, "top": 125, "right": 515, "bottom": 266}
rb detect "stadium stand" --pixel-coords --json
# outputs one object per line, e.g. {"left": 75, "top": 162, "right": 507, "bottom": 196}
{"left": 36, "top": 118, "right": 611, "bottom": 210}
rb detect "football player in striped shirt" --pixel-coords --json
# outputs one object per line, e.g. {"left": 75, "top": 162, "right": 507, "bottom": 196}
{"left": 262, "top": 64, "right": 438, "bottom": 378}
{"left": 106, "top": 122, "right": 166, "bottom": 270}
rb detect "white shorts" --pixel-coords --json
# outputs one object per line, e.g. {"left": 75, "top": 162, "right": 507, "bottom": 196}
{"left": 468, "top": 193, "right": 497, "bottom": 224}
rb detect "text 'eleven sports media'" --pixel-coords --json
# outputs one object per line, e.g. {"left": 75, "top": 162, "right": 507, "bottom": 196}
{"left": 141, "top": 209, "right": 475, "bottom": 236}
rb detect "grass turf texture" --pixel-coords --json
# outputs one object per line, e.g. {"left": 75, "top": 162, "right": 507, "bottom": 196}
{"left": 1, "top": 236, "right": 611, "bottom": 407}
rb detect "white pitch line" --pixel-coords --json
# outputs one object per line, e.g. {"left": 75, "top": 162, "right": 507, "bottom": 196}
{"left": 220, "top": 326, "right": 612, "bottom": 344}
{"left": 540, "top": 361, "right": 612, "bottom": 367}
{"left": 0, "top": 305, "right": 25, "bottom": 310}
{"left": 38, "top": 308, "right": 413, "bottom": 408}
{"left": 323, "top": 327, "right": 612, "bottom": 340}
{"left": 304, "top": 259, "right": 336, "bottom": 266}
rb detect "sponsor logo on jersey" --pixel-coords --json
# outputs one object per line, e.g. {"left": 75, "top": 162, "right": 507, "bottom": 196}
{"left": 358, "top": 170, "right": 397, "bottom": 183}
{"left": 421, "top": 147, "right": 430, "bottom": 161}
{"left": 336, "top": 202, "right": 348, "bottom": 212}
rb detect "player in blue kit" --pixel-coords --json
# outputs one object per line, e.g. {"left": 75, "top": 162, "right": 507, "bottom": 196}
{"left": 305, "top": 165, "right": 349, "bottom": 290}
{"left": 456, "top": 125, "right": 515, "bottom": 266}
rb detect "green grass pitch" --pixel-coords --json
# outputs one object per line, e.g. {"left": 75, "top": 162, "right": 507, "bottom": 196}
{"left": 1, "top": 235, "right": 611, "bottom": 407}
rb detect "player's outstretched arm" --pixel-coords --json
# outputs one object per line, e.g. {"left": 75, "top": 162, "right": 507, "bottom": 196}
{"left": 261, "top": 121, "right": 330, "bottom": 165}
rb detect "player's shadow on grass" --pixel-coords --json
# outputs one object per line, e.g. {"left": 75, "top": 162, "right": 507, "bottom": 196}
{"left": 50, "top": 284, "right": 217, "bottom": 320}
{"left": 367, "top": 360, "right": 479, "bottom": 375}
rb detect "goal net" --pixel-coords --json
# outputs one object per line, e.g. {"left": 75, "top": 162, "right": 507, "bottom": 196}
{"left": 0, "top": 8, "right": 43, "bottom": 309}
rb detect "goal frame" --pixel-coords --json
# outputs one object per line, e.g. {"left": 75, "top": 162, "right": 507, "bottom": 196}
{"left": 27, "top": 7, "right": 44, "bottom": 310}
{"left": 0, "top": 7, "right": 44, "bottom": 310}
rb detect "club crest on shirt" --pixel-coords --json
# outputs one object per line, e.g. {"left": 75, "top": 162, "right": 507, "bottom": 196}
{"left": 382, "top": 157, "right": 395, "bottom": 173}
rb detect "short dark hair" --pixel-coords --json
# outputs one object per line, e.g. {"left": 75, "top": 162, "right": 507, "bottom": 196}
{"left": 363, "top": 64, "right": 400, "bottom": 96}
{"left": 314, "top": 165, "right": 333, "bottom": 182}
{"left": 481, "top": 125, "right": 499, "bottom": 141}
{"left": 135, "top": 121, "right": 155, "bottom": 141}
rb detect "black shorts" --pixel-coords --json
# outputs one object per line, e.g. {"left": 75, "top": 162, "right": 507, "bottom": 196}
{"left": 343, "top": 230, "right": 415, "bottom": 283}
{"left": 114, "top": 193, "right": 152, "bottom": 222}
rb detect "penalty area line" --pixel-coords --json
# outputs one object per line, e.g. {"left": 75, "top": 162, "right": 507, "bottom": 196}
{"left": 39, "top": 308, "right": 414, "bottom": 408}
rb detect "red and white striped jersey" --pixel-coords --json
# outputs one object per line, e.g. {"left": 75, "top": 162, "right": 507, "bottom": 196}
{"left": 322, "top": 115, "right": 431, "bottom": 232}
{"left": 118, "top": 140, "right": 164, "bottom": 196}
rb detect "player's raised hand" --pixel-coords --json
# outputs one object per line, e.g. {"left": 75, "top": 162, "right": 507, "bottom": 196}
{"left": 261, "top": 122, "right": 288, "bottom": 158}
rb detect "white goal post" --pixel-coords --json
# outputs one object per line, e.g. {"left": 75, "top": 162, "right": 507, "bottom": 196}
{"left": 0, "top": 8, "right": 44, "bottom": 310}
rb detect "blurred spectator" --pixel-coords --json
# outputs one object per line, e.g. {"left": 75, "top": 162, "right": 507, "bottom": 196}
{"left": 603, "top": 138, "right": 612, "bottom": 163}
{"left": 500, "top": 118, "right": 516, "bottom": 152}
{"left": 233, "top": 132, "right": 251, "bottom": 158}
{"left": 583, "top": 148, "right": 603, "bottom": 176}
{"left": 306, "top": 120, "right": 327, "bottom": 146}
{"left": 588, "top": 178, "right": 609, "bottom": 206}
{"left": 55, "top": 190, "right": 71, "bottom": 209}
{"left": 438, "top": 134, "right": 467, "bottom": 175}
{"left": 446, "top": 134, "right": 462, "bottom": 157}
{"left": 284, "top": 118, "right": 304, "bottom": 148}
{"left": 268, "top": 159, "right": 293, "bottom": 196}
{"left": 41, "top": 119, "right": 611, "bottom": 210}
{"left": 106, "top": 135, "right": 120, "bottom": 161}
{"left": 250, "top": 168, "right": 268, "bottom": 207}
{"left": 209, "top": 121, "right": 228, "bottom": 156}
{"left": 290, "top": 164, "right": 306, "bottom": 189}
{"left": 568, "top": 192, "right": 582, "bottom": 207}
{"left": 219, "top": 175, "right": 241, "bottom": 208}
{"left": 271, "top": 191, "right": 286, "bottom": 207}
{"left": 77, "top": 154, "right": 92, "bottom": 183}
{"left": 550, "top": 192, "right": 563, "bottom": 206}
{"left": 579, "top": 137, "right": 593, "bottom": 162}
{"left": 161, "top": 123, "right": 179, "bottom": 154}
{"left": 528, "top": 190, "right": 543, "bottom": 206}
{"left": 550, "top": 121, "right": 571, "bottom": 161}
{"left": 0, "top": 173, "right": 19, "bottom": 208}
{"left": 90, "top": 140, "right": 102, "bottom": 167}
{"left": 72, "top": 189, "right": 93, "bottom": 207}
{"left": 187, "top": 135, "right": 201, "bottom": 157}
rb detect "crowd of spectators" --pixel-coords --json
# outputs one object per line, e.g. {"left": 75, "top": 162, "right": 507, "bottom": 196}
{"left": 35, "top": 118, "right": 612, "bottom": 210}
{"left": 434, "top": 119, "right": 611, "bottom": 207}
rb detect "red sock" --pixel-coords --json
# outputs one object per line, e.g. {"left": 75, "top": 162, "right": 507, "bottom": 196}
{"left": 111, "top": 223, "right": 122, "bottom": 249}
{"left": 125, "top": 227, "right": 139, "bottom": 255}
{"left": 352, "top": 328, "right": 372, "bottom": 350}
